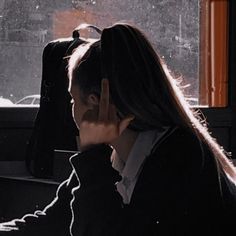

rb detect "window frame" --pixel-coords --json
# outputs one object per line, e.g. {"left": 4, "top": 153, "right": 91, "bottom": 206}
{"left": 199, "top": 0, "right": 229, "bottom": 107}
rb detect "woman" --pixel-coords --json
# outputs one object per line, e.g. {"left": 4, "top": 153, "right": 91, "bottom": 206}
{"left": 1, "top": 22, "right": 236, "bottom": 235}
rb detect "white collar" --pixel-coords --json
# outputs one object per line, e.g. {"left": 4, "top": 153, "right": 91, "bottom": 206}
{"left": 121, "top": 129, "right": 161, "bottom": 180}
{"left": 114, "top": 128, "right": 169, "bottom": 204}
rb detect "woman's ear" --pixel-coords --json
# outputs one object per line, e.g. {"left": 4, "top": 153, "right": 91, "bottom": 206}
{"left": 87, "top": 94, "right": 99, "bottom": 107}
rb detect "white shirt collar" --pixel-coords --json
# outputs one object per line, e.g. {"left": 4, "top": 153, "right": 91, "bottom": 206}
{"left": 114, "top": 128, "right": 169, "bottom": 204}
{"left": 121, "top": 129, "right": 161, "bottom": 180}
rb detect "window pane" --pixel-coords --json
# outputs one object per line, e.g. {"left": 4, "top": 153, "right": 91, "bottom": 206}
{"left": 0, "top": 0, "right": 200, "bottom": 106}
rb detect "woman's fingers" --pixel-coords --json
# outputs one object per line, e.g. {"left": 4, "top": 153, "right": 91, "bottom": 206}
{"left": 98, "top": 79, "right": 109, "bottom": 121}
{"left": 108, "top": 104, "right": 119, "bottom": 122}
{"left": 79, "top": 77, "right": 135, "bottom": 148}
{"left": 80, "top": 78, "right": 134, "bottom": 147}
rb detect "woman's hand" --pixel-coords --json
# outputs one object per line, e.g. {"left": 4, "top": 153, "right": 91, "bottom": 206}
{"left": 79, "top": 79, "right": 134, "bottom": 151}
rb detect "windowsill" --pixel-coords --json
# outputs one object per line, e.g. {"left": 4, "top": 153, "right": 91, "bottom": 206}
{"left": 0, "top": 106, "right": 39, "bottom": 128}
{"left": 0, "top": 161, "right": 60, "bottom": 185}
{"left": 0, "top": 157, "right": 72, "bottom": 184}
{"left": 0, "top": 175, "right": 60, "bottom": 185}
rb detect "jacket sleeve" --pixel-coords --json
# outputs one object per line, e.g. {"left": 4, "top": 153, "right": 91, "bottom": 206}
{"left": 0, "top": 170, "right": 79, "bottom": 236}
{"left": 69, "top": 144, "right": 161, "bottom": 236}
{"left": 0, "top": 144, "right": 160, "bottom": 236}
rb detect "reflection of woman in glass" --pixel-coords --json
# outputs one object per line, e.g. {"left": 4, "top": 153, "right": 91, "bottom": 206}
{"left": 1, "top": 23, "right": 236, "bottom": 235}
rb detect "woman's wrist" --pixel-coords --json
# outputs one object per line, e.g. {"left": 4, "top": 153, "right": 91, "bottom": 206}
{"left": 77, "top": 136, "right": 105, "bottom": 152}
{"left": 80, "top": 143, "right": 101, "bottom": 152}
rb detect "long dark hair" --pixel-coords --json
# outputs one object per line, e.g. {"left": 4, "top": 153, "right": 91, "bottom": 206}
{"left": 68, "top": 22, "right": 236, "bottom": 182}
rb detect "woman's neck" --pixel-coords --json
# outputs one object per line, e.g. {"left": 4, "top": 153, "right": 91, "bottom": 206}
{"left": 110, "top": 129, "right": 139, "bottom": 164}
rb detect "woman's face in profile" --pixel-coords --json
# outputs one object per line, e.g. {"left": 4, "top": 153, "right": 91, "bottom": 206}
{"left": 69, "top": 82, "right": 91, "bottom": 129}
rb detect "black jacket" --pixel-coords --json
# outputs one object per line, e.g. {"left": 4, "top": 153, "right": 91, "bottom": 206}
{"left": 1, "top": 127, "right": 236, "bottom": 235}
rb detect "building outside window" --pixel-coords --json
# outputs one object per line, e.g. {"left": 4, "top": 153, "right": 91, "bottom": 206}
{"left": 0, "top": 0, "right": 202, "bottom": 106}
{"left": 0, "top": 0, "right": 230, "bottom": 108}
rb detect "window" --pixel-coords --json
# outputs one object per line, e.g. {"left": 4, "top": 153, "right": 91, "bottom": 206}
{"left": 0, "top": 0, "right": 229, "bottom": 107}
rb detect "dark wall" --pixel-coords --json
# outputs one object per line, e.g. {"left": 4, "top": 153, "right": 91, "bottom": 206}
{"left": 0, "top": 107, "right": 38, "bottom": 162}
{"left": 229, "top": 0, "right": 236, "bottom": 161}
